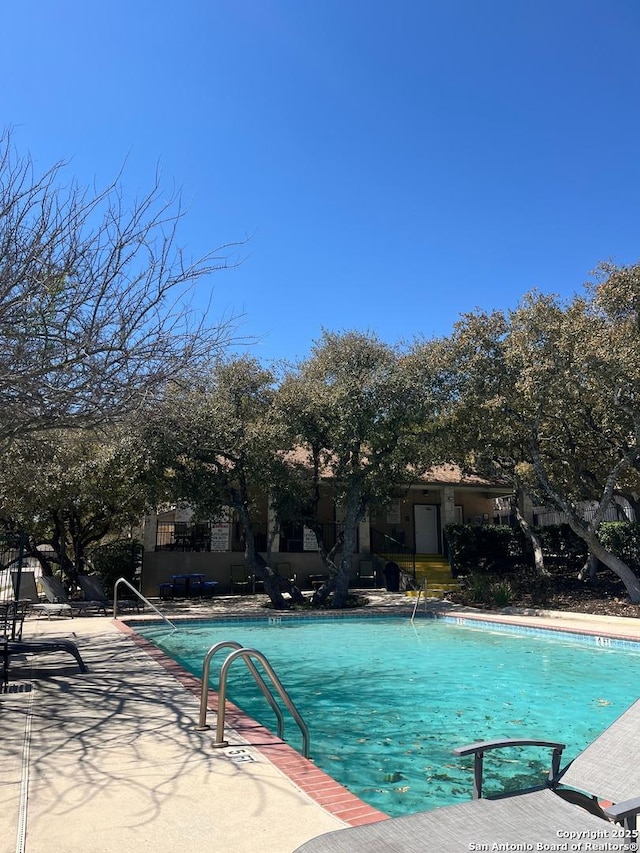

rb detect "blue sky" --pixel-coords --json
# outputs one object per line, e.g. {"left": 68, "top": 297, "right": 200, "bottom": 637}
{"left": 1, "top": 1, "right": 639, "bottom": 362}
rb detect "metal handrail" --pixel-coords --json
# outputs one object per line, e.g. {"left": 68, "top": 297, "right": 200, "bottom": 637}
{"left": 410, "top": 578, "right": 428, "bottom": 622}
{"left": 198, "top": 644, "right": 310, "bottom": 758}
{"left": 113, "top": 577, "right": 178, "bottom": 631}
{"left": 369, "top": 527, "right": 416, "bottom": 579}
{"left": 196, "top": 641, "right": 285, "bottom": 739}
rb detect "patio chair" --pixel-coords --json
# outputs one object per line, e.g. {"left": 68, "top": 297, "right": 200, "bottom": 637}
{"left": 39, "top": 575, "right": 104, "bottom": 615}
{"left": 5, "top": 636, "right": 88, "bottom": 681}
{"left": 230, "top": 564, "right": 253, "bottom": 594}
{"left": 294, "top": 697, "right": 640, "bottom": 852}
{"left": 275, "top": 562, "right": 296, "bottom": 584}
{"left": 77, "top": 574, "right": 140, "bottom": 613}
{"left": 0, "top": 601, "right": 29, "bottom": 640}
{"left": 356, "top": 559, "right": 376, "bottom": 587}
{"left": 10, "top": 570, "right": 72, "bottom": 619}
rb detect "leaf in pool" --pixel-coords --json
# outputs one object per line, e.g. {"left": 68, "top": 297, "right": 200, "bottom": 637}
{"left": 431, "top": 771, "right": 455, "bottom": 782}
{"left": 595, "top": 698, "right": 612, "bottom": 706}
{"left": 383, "top": 772, "right": 404, "bottom": 782}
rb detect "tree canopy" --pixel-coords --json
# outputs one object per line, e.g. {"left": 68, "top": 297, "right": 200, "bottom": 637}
{"left": 442, "top": 264, "right": 640, "bottom": 600}
{"left": 278, "top": 330, "right": 442, "bottom": 607}
{"left": 0, "top": 130, "right": 239, "bottom": 443}
{"left": 143, "top": 355, "right": 305, "bottom": 608}
{"left": 0, "top": 427, "right": 147, "bottom": 581}
{"left": 2, "top": 133, "right": 639, "bottom": 607}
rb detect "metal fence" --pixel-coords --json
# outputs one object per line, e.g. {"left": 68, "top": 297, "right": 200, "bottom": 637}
{"left": 155, "top": 521, "right": 269, "bottom": 552}
{"left": 370, "top": 528, "right": 416, "bottom": 578}
{"left": 494, "top": 499, "right": 635, "bottom": 528}
{"left": 154, "top": 519, "right": 349, "bottom": 554}
{"left": 533, "top": 501, "right": 634, "bottom": 527}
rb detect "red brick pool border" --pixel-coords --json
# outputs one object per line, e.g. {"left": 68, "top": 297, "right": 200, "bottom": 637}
{"left": 115, "top": 619, "right": 389, "bottom": 828}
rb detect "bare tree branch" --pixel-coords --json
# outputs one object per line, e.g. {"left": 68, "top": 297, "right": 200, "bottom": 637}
{"left": 0, "top": 130, "right": 245, "bottom": 441}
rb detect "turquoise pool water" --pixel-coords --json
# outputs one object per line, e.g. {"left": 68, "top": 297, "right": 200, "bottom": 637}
{"left": 136, "top": 616, "right": 640, "bottom": 816}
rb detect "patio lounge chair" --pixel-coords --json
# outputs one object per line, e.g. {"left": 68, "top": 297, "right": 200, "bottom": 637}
{"left": 10, "top": 570, "right": 72, "bottom": 619}
{"left": 39, "top": 575, "right": 105, "bottom": 615}
{"left": 356, "top": 559, "right": 376, "bottom": 587}
{"left": 77, "top": 574, "right": 140, "bottom": 613}
{"left": 7, "top": 637, "right": 88, "bottom": 675}
{"left": 294, "top": 697, "right": 640, "bottom": 852}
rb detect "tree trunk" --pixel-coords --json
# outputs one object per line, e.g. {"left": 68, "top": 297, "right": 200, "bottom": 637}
{"left": 241, "top": 518, "right": 289, "bottom": 610}
{"left": 331, "top": 488, "right": 363, "bottom": 609}
{"left": 308, "top": 525, "right": 341, "bottom": 607}
{"left": 570, "top": 522, "right": 640, "bottom": 602}
{"left": 577, "top": 551, "right": 599, "bottom": 583}
{"left": 332, "top": 525, "right": 357, "bottom": 608}
{"left": 512, "top": 491, "right": 549, "bottom": 577}
{"left": 253, "top": 551, "right": 306, "bottom": 606}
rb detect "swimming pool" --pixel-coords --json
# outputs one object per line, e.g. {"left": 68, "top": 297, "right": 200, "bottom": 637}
{"left": 136, "top": 615, "right": 640, "bottom": 817}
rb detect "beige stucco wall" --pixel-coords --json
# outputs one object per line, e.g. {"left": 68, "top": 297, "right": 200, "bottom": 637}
{"left": 140, "top": 483, "right": 507, "bottom": 593}
{"left": 370, "top": 486, "right": 499, "bottom": 553}
{"left": 140, "top": 550, "right": 344, "bottom": 597}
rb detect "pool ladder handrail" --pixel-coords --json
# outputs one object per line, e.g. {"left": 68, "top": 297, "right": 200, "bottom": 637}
{"left": 410, "top": 578, "right": 428, "bottom": 622}
{"left": 196, "top": 641, "right": 310, "bottom": 758}
{"left": 113, "top": 577, "right": 179, "bottom": 631}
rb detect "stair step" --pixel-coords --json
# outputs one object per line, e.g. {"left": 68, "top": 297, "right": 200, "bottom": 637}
{"left": 406, "top": 587, "right": 458, "bottom": 599}
{"left": 375, "top": 552, "right": 457, "bottom": 598}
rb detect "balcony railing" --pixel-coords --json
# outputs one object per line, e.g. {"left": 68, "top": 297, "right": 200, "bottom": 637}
{"left": 155, "top": 521, "right": 268, "bottom": 552}
{"left": 156, "top": 522, "right": 213, "bottom": 552}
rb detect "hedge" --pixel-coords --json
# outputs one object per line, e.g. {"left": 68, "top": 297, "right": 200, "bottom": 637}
{"left": 444, "top": 521, "right": 640, "bottom": 575}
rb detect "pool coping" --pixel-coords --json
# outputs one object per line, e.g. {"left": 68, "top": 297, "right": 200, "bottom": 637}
{"left": 115, "top": 618, "right": 390, "bottom": 828}
{"left": 117, "top": 601, "right": 640, "bottom": 827}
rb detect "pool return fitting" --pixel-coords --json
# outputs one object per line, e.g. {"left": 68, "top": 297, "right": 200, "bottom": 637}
{"left": 196, "top": 640, "right": 310, "bottom": 758}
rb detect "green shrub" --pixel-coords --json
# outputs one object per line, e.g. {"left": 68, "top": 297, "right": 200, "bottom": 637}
{"left": 445, "top": 524, "right": 528, "bottom": 574}
{"left": 491, "top": 580, "right": 513, "bottom": 608}
{"left": 460, "top": 573, "right": 513, "bottom": 607}
{"left": 534, "top": 523, "right": 587, "bottom": 570}
{"left": 88, "top": 540, "right": 142, "bottom": 592}
{"left": 465, "top": 571, "right": 492, "bottom": 603}
{"left": 598, "top": 522, "right": 640, "bottom": 572}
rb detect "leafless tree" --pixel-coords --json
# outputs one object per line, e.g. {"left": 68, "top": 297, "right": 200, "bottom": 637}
{"left": 0, "top": 130, "right": 242, "bottom": 442}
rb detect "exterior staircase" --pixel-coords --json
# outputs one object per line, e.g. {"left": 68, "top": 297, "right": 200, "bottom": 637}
{"left": 407, "top": 554, "right": 459, "bottom": 599}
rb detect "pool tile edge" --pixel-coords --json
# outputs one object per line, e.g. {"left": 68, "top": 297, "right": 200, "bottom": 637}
{"left": 114, "top": 619, "right": 389, "bottom": 828}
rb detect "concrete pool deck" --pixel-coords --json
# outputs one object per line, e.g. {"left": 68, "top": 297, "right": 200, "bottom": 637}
{"left": 4, "top": 592, "right": 640, "bottom": 853}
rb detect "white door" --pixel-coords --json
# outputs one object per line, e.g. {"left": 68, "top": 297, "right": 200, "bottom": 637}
{"left": 414, "top": 504, "right": 439, "bottom": 553}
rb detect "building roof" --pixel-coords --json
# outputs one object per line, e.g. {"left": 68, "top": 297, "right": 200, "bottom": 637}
{"left": 284, "top": 447, "right": 508, "bottom": 491}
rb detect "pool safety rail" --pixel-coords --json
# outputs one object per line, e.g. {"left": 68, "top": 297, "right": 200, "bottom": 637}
{"left": 410, "top": 579, "right": 428, "bottom": 622}
{"left": 196, "top": 640, "right": 310, "bottom": 758}
{"left": 113, "top": 577, "right": 178, "bottom": 631}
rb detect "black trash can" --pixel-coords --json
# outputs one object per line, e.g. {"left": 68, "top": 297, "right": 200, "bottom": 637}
{"left": 383, "top": 561, "right": 400, "bottom": 592}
